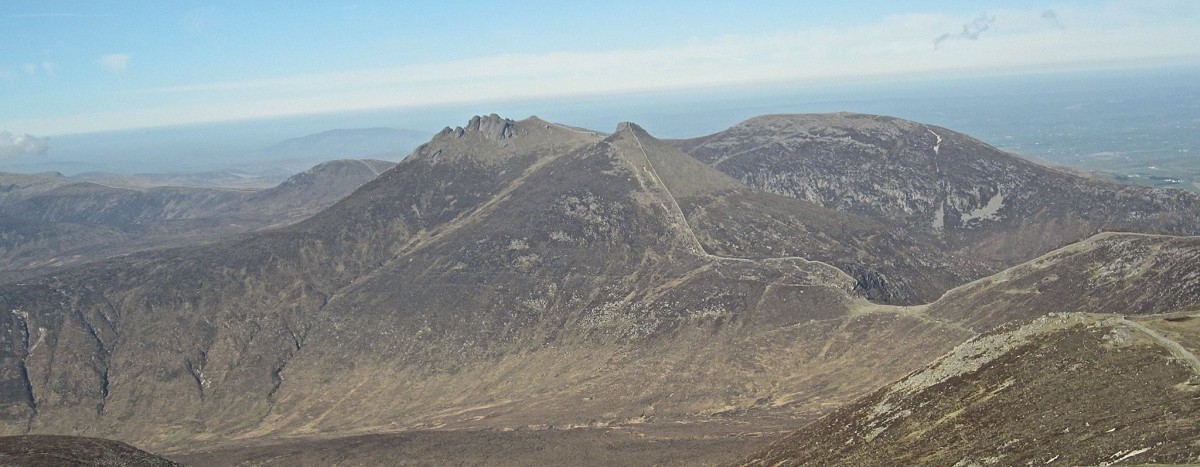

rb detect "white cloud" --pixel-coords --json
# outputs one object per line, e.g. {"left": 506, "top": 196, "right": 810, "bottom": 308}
{"left": 22, "top": 63, "right": 36, "bottom": 76}
{"left": 0, "top": 132, "right": 49, "bottom": 158}
{"left": 99, "top": 53, "right": 130, "bottom": 74}
{"left": 135, "top": 4, "right": 1200, "bottom": 101}
{"left": 41, "top": 61, "right": 56, "bottom": 76}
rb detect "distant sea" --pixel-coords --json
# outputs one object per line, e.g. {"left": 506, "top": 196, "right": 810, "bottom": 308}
{"left": 6, "top": 64, "right": 1197, "bottom": 190}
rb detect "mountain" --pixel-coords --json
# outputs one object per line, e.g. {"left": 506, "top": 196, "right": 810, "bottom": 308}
{"left": 0, "top": 434, "right": 181, "bottom": 466}
{"left": 673, "top": 113, "right": 1200, "bottom": 272}
{"left": 226, "top": 159, "right": 394, "bottom": 227}
{"left": 0, "top": 114, "right": 1196, "bottom": 464}
{"left": 71, "top": 170, "right": 288, "bottom": 190}
{"left": 0, "top": 159, "right": 392, "bottom": 281}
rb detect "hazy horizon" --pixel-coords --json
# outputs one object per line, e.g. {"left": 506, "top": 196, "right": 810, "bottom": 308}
{"left": 1, "top": 64, "right": 1196, "bottom": 182}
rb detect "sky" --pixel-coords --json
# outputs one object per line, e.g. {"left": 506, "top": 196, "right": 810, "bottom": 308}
{"left": 2, "top": 0, "right": 1199, "bottom": 156}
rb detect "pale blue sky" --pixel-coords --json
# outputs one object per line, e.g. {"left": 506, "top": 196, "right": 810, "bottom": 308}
{"left": 2, "top": 0, "right": 1198, "bottom": 139}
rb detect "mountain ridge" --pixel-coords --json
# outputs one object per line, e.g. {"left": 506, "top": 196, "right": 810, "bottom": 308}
{"left": 0, "top": 113, "right": 1197, "bottom": 465}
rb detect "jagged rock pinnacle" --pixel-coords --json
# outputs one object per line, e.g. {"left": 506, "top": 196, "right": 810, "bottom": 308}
{"left": 439, "top": 114, "right": 516, "bottom": 141}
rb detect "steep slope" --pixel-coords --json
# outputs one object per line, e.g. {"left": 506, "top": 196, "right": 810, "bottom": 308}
{"left": 0, "top": 159, "right": 390, "bottom": 280}
{"left": 675, "top": 113, "right": 1200, "bottom": 269}
{"left": 743, "top": 312, "right": 1200, "bottom": 466}
{"left": 625, "top": 127, "right": 990, "bottom": 303}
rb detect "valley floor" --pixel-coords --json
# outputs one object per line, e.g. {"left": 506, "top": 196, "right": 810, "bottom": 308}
{"left": 167, "top": 421, "right": 787, "bottom": 466}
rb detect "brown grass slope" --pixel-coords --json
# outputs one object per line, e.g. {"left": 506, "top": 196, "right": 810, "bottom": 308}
{"left": 743, "top": 312, "right": 1200, "bottom": 466}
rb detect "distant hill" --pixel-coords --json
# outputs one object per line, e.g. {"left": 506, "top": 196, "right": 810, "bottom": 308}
{"left": 71, "top": 170, "right": 288, "bottom": 191}
{"left": 0, "top": 159, "right": 391, "bottom": 281}
{"left": 255, "top": 127, "right": 430, "bottom": 168}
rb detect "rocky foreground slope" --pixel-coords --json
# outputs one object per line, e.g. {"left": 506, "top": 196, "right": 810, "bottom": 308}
{"left": 0, "top": 434, "right": 181, "bottom": 466}
{"left": 743, "top": 311, "right": 1200, "bottom": 466}
{"left": 0, "top": 114, "right": 1197, "bottom": 464}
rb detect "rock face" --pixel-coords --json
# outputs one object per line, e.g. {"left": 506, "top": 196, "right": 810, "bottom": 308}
{"left": 0, "top": 113, "right": 1197, "bottom": 464}
{"left": 0, "top": 159, "right": 392, "bottom": 280}
{"left": 674, "top": 113, "right": 1200, "bottom": 271}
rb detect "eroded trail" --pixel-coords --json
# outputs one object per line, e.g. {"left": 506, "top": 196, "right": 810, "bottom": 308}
{"left": 356, "top": 159, "right": 382, "bottom": 176}
{"left": 1124, "top": 317, "right": 1200, "bottom": 375}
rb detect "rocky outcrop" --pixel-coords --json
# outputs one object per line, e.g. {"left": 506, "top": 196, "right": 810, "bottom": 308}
{"left": 441, "top": 113, "right": 516, "bottom": 141}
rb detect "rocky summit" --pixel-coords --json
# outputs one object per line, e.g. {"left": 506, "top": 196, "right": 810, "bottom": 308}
{"left": 0, "top": 113, "right": 1198, "bottom": 465}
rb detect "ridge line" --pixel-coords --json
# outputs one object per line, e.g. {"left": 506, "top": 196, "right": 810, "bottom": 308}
{"left": 625, "top": 124, "right": 857, "bottom": 286}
